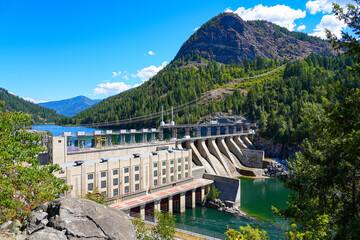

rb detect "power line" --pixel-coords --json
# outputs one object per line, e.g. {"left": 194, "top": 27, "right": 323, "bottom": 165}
{"left": 80, "top": 93, "right": 212, "bottom": 127}
{"left": 75, "top": 65, "right": 286, "bottom": 127}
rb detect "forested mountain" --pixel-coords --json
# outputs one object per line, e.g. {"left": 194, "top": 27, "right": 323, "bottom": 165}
{"left": 59, "top": 12, "right": 333, "bottom": 127}
{"left": 174, "top": 12, "right": 332, "bottom": 64}
{"left": 237, "top": 54, "right": 359, "bottom": 155}
{"left": 57, "top": 57, "right": 282, "bottom": 127}
{"left": 39, "top": 96, "right": 101, "bottom": 117}
{"left": 57, "top": 12, "right": 359, "bottom": 155}
{"left": 0, "top": 88, "right": 63, "bottom": 123}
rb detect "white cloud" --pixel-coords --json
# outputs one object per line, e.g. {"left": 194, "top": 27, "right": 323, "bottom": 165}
{"left": 194, "top": 27, "right": 199, "bottom": 31}
{"left": 8, "top": 91, "right": 46, "bottom": 103}
{"left": 306, "top": 0, "right": 333, "bottom": 15}
{"left": 231, "top": 4, "right": 306, "bottom": 31}
{"left": 112, "top": 71, "right": 121, "bottom": 77}
{"left": 21, "top": 96, "right": 47, "bottom": 104}
{"left": 131, "top": 61, "right": 168, "bottom": 83}
{"left": 310, "top": 14, "right": 347, "bottom": 39}
{"left": 93, "top": 61, "right": 168, "bottom": 96}
{"left": 93, "top": 81, "right": 140, "bottom": 96}
{"left": 224, "top": 8, "right": 233, "bottom": 13}
{"left": 148, "top": 50, "right": 155, "bottom": 55}
{"left": 297, "top": 25, "right": 306, "bottom": 31}
{"left": 306, "top": 0, "right": 352, "bottom": 15}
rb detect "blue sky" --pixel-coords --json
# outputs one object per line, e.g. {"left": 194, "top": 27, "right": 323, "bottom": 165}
{"left": 0, "top": 0, "right": 352, "bottom": 102}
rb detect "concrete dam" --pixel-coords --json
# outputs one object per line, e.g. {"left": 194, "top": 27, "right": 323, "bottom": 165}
{"left": 160, "top": 122, "right": 266, "bottom": 178}
{"left": 47, "top": 120, "right": 265, "bottom": 220}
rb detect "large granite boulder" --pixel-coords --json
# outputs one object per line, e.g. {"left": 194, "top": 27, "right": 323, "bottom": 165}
{"left": 22, "top": 197, "right": 136, "bottom": 240}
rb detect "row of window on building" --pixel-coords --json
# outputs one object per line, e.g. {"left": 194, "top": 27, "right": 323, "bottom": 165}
{"left": 86, "top": 157, "right": 189, "bottom": 197}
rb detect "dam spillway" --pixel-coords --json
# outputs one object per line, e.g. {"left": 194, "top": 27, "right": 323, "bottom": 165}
{"left": 165, "top": 122, "right": 265, "bottom": 178}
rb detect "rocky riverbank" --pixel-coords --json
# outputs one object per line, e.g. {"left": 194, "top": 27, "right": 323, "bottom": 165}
{"left": 206, "top": 198, "right": 247, "bottom": 217}
{"left": 264, "top": 160, "right": 290, "bottom": 178}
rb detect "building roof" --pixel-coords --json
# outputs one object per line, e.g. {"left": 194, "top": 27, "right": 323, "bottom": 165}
{"left": 58, "top": 148, "right": 188, "bottom": 168}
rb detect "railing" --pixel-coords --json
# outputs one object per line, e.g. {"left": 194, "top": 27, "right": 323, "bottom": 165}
{"left": 175, "top": 222, "right": 225, "bottom": 239}
{"left": 129, "top": 215, "right": 224, "bottom": 240}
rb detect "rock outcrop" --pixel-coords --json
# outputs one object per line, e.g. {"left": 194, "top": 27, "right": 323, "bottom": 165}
{"left": 175, "top": 12, "right": 332, "bottom": 64}
{"left": 253, "top": 136, "right": 296, "bottom": 159}
{"left": 264, "top": 161, "right": 290, "bottom": 178}
{"left": 206, "top": 198, "right": 246, "bottom": 217}
{"left": 21, "top": 197, "right": 136, "bottom": 240}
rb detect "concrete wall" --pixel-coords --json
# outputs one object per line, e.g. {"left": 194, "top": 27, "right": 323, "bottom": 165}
{"left": 241, "top": 149, "right": 264, "bottom": 169}
{"left": 192, "top": 166, "right": 205, "bottom": 179}
{"left": 203, "top": 173, "right": 241, "bottom": 207}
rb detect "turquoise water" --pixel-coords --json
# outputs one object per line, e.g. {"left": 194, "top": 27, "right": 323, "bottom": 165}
{"left": 174, "top": 177, "right": 291, "bottom": 239}
{"left": 240, "top": 177, "right": 293, "bottom": 222}
{"left": 32, "top": 124, "right": 101, "bottom": 136}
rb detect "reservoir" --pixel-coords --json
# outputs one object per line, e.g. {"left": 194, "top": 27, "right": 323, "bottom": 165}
{"left": 32, "top": 124, "right": 100, "bottom": 136}
{"left": 174, "top": 177, "right": 292, "bottom": 239}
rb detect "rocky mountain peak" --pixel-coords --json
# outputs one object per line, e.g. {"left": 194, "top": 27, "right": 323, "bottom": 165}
{"left": 175, "top": 12, "right": 332, "bottom": 64}
{"left": 215, "top": 12, "right": 246, "bottom": 33}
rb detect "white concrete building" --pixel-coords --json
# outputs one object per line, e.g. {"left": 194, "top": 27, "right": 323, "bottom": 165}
{"left": 53, "top": 149, "right": 193, "bottom": 201}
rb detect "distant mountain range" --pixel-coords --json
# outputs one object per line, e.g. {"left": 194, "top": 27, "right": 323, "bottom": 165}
{"left": 40, "top": 96, "right": 101, "bottom": 117}
{"left": 0, "top": 88, "right": 62, "bottom": 124}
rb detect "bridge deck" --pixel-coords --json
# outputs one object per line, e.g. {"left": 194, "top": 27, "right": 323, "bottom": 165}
{"left": 160, "top": 122, "right": 255, "bottom": 129}
{"left": 174, "top": 132, "right": 254, "bottom": 142}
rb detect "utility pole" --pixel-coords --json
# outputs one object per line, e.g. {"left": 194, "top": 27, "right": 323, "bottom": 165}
{"left": 160, "top": 106, "right": 165, "bottom": 126}
{"left": 171, "top": 106, "right": 175, "bottom": 125}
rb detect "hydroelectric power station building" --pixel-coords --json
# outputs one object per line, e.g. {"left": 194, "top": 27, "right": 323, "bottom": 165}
{"left": 45, "top": 120, "right": 265, "bottom": 220}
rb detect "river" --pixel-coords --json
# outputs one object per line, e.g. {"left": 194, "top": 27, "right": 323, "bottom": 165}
{"left": 174, "top": 177, "right": 292, "bottom": 239}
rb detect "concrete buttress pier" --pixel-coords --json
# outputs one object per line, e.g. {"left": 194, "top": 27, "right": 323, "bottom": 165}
{"left": 196, "top": 139, "right": 228, "bottom": 176}
{"left": 186, "top": 141, "right": 215, "bottom": 174}
{"left": 178, "top": 133, "right": 265, "bottom": 177}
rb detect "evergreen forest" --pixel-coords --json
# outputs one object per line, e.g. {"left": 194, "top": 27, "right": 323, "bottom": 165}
{"left": 58, "top": 54, "right": 359, "bottom": 153}
{"left": 0, "top": 88, "right": 63, "bottom": 124}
